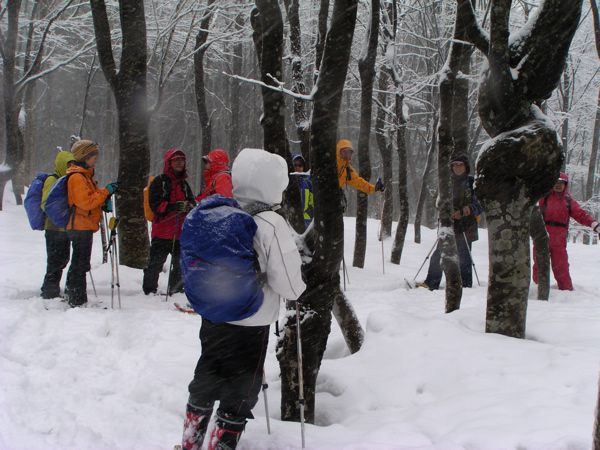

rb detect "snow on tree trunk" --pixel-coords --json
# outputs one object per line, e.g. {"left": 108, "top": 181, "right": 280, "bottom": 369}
{"left": 458, "top": 0, "right": 582, "bottom": 337}
{"left": 277, "top": 0, "right": 358, "bottom": 424}
{"left": 90, "top": 0, "right": 150, "bottom": 268}
{"left": 586, "top": 0, "right": 600, "bottom": 200}
{"left": 390, "top": 93, "right": 409, "bottom": 264}
{"left": 353, "top": 0, "right": 379, "bottom": 268}
{"left": 414, "top": 114, "right": 437, "bottom": 244}
{"left": 375, "top": 70, "right": 394, "bottom": 239}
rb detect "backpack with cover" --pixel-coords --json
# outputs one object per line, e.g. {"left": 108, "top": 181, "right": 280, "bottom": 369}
{"left": 24, "top": 173, "right": 56, "bottom": 230}
{"left": 180, "top": 194, "right": 264, "bottom": 323}
{"left": 143, "top": 175, "right": 156, "bottom": 222}
{"left": 44, "top": 174, "right": 75, "bottom": 228}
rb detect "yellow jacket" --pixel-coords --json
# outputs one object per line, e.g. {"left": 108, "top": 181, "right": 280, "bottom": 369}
{"left": 336, "top": 139, "right": 375, "bottom": 195}
{"left": 41, "top": 151, "right": 76, "bottom": 230}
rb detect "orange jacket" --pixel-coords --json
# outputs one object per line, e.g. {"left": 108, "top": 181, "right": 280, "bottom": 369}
{"left": 336, "top": 139, "right": 375, "bottom": 194}
{"left": 66, "top": 165, "right": 109, "bottom": 231}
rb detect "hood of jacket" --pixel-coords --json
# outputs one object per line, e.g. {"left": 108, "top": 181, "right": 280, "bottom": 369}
{"left": 54, "top": 151, "right": 76, "bottom": 177}
{"left": 163, "top": 148, "right": 187, "bottom": 179}
{"left": 232, "top": 148, "right": 288, "bottom": 206}
{"left": 203, "top": 148, "right": 230, "bottom": 177}
{"left": 450, "top": 155, "right": 471, "bottom": 175}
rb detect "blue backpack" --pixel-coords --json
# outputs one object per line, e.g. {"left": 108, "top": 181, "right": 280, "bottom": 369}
{"left": 180, "top": 195, "right": 264, "bottom": 323}
{"left": 44, "top": 174, "right": 76, "bottom": 229}
{"left": 24, "top": 173, "right": 57, "bottom": 230}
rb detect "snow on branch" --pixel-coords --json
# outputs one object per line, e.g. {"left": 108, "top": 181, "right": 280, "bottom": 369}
{"left": 223, "top": 72, "right": 314, "bottom": 101}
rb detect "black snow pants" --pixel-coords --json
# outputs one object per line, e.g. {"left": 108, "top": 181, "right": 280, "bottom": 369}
{"left": 142, "top": 238, "right": 182, "bottom": 295}
{"left": 41, "top": 230, "right": 71, "bottom": 298}
{"left": 65, "top": 230, "right": 94, "bottom": 306}
{"left": 188, "top": 320, "right": 269, "bottom": 421}
{"left": 424, "top": 234, "right": 473, "bottom": 289}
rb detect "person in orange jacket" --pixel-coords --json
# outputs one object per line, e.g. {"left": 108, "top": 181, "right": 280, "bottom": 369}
{"left": 65, "top": 140, "right": 118, "bottom": 307}
{"left": 336, "top": 139, "right": 384, "bottom": 195}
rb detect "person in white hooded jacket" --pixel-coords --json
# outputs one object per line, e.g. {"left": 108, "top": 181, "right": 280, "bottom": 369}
{"left": 181, "top": 148, "right": 306, "bottom": 450}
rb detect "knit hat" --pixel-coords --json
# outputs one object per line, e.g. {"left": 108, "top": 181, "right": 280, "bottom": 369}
{"left": 557, "top": 172, "right": 568, "bottom": 183}
{"left": 450, "top": 154, "right": 471, "bottom": 174}
{"left": 71, "top": 140, "right": 99, "bottom": 162}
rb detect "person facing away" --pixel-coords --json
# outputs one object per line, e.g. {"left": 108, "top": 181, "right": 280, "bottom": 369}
{"left": 40, "top": 150, "right": 76, "bottom": 299}
{"left": 336, "top": 139, "right": 384, "bottom": 194}
{"left": 532, "top": 172, "right": 599, "bottom": 291}
{"left": 417, "top": 155, "right": 483, "bottom": 290}
{"left": 143, "top": 148, "right": 195, "bottom": 296}
{"left": 181, "top": 148, "right": 306, "bottom": 450}
{"left": 195, "top": 148, "right": 233, "bottom": 203}
{"left": 65, "top": 140, "right": 118, "bottom": 307}
{"left": 292, "top": 153, "right": 314, "bottom": 227}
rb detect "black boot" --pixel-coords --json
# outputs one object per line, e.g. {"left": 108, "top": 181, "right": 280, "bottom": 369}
{"left": 182, "top": 403, "right": 212, "bottom": 450}
{"left": 207, "top": 411, "right": 246, "bottom": 450}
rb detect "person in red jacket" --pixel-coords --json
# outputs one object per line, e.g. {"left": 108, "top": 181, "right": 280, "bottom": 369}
{"left": 195, "top": 148, "right": 233, "bottom": 202}
{"left": 533, "top": 172, "right": 599, "bottom": 290}
{"left": 143, "top": 148, "right": 195, "bottom": 295}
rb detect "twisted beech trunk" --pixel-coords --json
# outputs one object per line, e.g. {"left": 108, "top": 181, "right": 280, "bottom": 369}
{"left": 458, "top": 0, "right": 582, "bottom": 337}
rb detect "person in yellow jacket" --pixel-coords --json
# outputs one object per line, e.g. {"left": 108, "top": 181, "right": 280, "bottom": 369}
{"left": 336, "top": 139, "right": 384, "bottom": 195}
{"left": 64, "top": 140, "right": 118, "bottom": 307}
{"left": 40, "top": 150, "right": 76, "bottom": 299}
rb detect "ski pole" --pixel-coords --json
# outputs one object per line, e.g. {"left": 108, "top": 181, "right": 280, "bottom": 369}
{"left": 88, "top": 270, "right": 98, "bottom": 298}
{"left": 100, "top": 214, "right": 108, "bottom": 264}
{"left": 262, "top": 370, "right": 271, "bottom": 435}
{"left": 412, "top": 238, "right": 438, "bottom": 283}
{"left": 295, "top": 301, "right": 306, "bottom": 449}
{"left": 462, "top": 232, "right": 480, "bottom": 286}
{"left": 107, "top": 216, "right": 121, "bottom": 308}
{"left": 377, "top": 191, "right": 385, "bottom": 274}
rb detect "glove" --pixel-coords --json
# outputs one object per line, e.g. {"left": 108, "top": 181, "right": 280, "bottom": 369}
{"left": 102, "top": 197, "right": 113, "bottom": 213}
{"left": 174, "top": 201, "right": 189, "bottom": 212}
{"left": 106, "top": 182, "right": 119, "bottom": 196}
{"left": 375, "top": 178, "right": 385, "bottom": 192}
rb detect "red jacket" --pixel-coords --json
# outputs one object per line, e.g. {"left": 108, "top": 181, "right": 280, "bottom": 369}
{"left": 539, "top": 173, "right": 595, "bottom": 246}
{"left": 149, "top": 149, "right": 195, "bottom": 240}
{"left": 196, "top": 148, "right": 233, "bottom": 202}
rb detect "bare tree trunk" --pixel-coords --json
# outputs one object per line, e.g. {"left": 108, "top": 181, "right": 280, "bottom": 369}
{"left": 458, "top": 0, "right": 582, "bottom": 337}
{"left": 313, "top": 0, "right": 329, "bottom": 82}
{"left": 331, "top": 291, "right": 363, "bottom": 353}
{"left": 194, "top": 0, "right": 215, "bottom": 165}
{"left": 277, "top": 0, "right": 358, "bottom": 424}
{"left": 90, "top": 0, "right": 150, "bottom": 268}
{"left": 530, "top": 205, "right": 550, "bottom": 300}
{"left": 78, "top": 55, "right": 97, "bottom": 137}
{"left": 229, "top": 13, "right": 244, "bottom": 156}
{"left": 594, "top": 372, "right": 600, "bottom": 450}
{"left": 251, "top": 0, "right": 303, "bottom": 231}
{"left": 586, "top": 0, "right": 600, "bottom": 200}
{"left": 375, "top": 70, "right": 393, "bottom": 238}
{"left": 353, "top": 0, "right": 379, "bottom": 268}
{"left": 390, "top": 92, "right": 409, "bottom": 264}
{"left": 283, "top": 0, "right": 310, "bottom": 161}
{"left": 414, "top": 114, "right": 438, "bottom": 243}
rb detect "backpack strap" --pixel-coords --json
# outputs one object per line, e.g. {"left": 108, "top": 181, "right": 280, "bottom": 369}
{"left": 209, "top": 170, "right": 231, "bottom": 193}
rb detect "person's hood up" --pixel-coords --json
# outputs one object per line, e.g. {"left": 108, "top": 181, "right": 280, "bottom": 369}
{"left": 163, "top": 148, "right": 187, "bottom": 178}
{"left": 54, "top": 151, "right": 76, "bottom": 177}
{"left": 232, "top": 148, "right": 288, "bottom": 206}
{"left": 558, "top": 172, "right": 569, "bottom": 184}
{"left": 450, "top": 154, "right": 471, "bottom": 175}
{"left": 336, "top": 139, "right": 353, "bottom": 159}
{"left": 292, "top": 153, "right": 306, "bottom": 165}
{"left": 203, "top": 148, "right": 230, "bottom": 175}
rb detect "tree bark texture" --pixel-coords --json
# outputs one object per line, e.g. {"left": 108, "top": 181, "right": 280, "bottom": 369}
{"left": 594, "top": 371, "right": 600, "bottom": 450}
{"left": 375, "top": 70, "right": 393, "bottom": 239}
{"left": 586, "top": 0, "right": 600, "bottom": 200}
{"left": 390, "top": 93, "right": 409, "bottom": 264}
{"left": 251, "top": 0, "right": 303, "bottom": 231}
{"left": 90, "top": 0, "right": 150, "bottom": 268}
{"left": 529, "top": 205, "right": 550, "bottom": 301}
{"left": 0, "top": 0, "right": 23, "bottom": 210}
{"left": 283, "top": 0, "right": 310, "bottom": 162}
{"left": 277, "top": 0, "right": 358, "bottom": 425}
{"left": 194, "top": 0, "right": 215, "bottom": 164}
{"left": 353, "top": 0, "right": 379, "bottom": 268}
{"left": 229, "top": 13, "right": 244, "bottom": 156}
{"left": 313, "top": 0, "right": 329, "bottom": 82}
{"left": 458, "top": 0, "right": 583, "bottom": 337}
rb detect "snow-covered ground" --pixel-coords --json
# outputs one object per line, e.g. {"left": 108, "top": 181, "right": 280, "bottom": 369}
{"left": 1, "top": 184, "right": 600, "bottom": 450}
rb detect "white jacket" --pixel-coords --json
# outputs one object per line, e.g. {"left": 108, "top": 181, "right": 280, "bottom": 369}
{"left": 230, "top": 148, "right": 306, "bottom": 326}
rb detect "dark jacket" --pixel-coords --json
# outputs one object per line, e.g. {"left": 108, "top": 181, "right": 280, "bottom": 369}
{"left": 149, "top": 149, "right": 195, "bottom": 240}
{"left": 451, "top": 168, "right": 482, "bottom": 242}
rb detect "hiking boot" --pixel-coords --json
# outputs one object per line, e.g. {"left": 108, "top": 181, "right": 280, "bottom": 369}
{"left": 182, "top": 404, "right": 212, "bottom": 450}
{"left": 207, "top": 412, "right": 246, "bottom": 450}
{"left": 415, "top": 281, "right": 430, "bottom": 289}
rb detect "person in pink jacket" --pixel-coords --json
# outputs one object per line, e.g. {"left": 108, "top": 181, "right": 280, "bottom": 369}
{"left": 532, "top": 172, "right": 599, "bottom": 290}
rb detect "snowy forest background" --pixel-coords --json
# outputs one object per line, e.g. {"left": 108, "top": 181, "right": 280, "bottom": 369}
{"left": 0, "top": 0, "right": 598, "bottom": 218}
